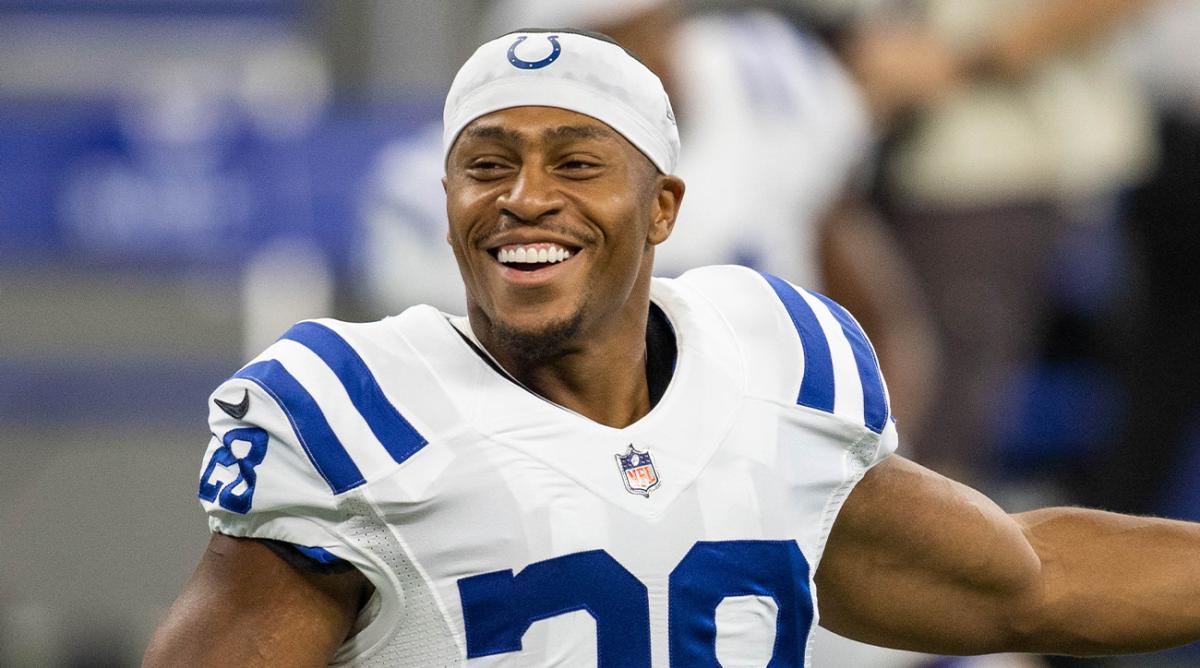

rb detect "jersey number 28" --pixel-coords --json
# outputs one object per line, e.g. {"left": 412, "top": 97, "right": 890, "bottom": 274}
{"left": 457, "top": 540, "right": 812, "bottom": 667}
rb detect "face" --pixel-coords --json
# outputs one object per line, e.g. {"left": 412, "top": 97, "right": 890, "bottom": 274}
{"left": 444, "top": 106, "right": 683, "bottom": 360}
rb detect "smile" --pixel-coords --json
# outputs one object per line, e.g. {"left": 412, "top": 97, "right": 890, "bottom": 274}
{"left": 493, "top": 242, "right": 576, "bottom": 270}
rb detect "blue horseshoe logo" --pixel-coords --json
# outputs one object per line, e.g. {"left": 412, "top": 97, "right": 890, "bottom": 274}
{"left": 507, "top": 35, "right": 561, "bottom": 70}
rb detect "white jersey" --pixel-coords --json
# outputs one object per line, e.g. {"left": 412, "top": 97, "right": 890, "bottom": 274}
{"left": 198, "top": 265, "right": 897, "bottom": 667}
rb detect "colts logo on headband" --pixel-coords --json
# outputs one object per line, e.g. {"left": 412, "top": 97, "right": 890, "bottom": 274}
{"left": 507, "top": 35, "right": 561, "bottom": 70}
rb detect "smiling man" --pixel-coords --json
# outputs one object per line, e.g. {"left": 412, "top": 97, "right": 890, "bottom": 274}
{"left": 144, "top": 30, "right": 1200, "bottom": 667}
{"left": 444, "top": 103, "right": 681, "bottom": 427}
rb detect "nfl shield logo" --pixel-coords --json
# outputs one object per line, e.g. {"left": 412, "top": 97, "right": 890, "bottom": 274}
{"left": 615, "top": 444, "right": 660, "bottom": 497}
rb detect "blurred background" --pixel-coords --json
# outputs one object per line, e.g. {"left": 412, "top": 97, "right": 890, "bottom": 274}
{"left": 3, "top": 0, "right": 1200, "bottom": 666}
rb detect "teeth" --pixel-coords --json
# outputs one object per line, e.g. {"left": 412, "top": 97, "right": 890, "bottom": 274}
{"left": 497, "top": 244, "right": 575, "bottom": 265}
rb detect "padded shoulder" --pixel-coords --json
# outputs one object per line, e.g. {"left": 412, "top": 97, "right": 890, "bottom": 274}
{"left": 199, "top": 314, "right": 460, "bottom": 532}
{"left": 676, "top": 265, "right": 891, "bottom": 435}
{"left": 272, "top": 318, "right": 431, "bottom": 468}
{"left": 202, "top": 370, "right": 344, "bottom": 512}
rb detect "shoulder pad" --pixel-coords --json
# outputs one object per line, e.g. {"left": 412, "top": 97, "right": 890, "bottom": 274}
{"left": 678, "top": 266, "right": 891, "bottom": 434}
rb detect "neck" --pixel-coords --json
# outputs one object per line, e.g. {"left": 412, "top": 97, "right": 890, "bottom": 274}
{"left": 469, "top": 287, "right": 653, "bottom": 429}
{"left": 507, "top": 339, "right": 651, "bottom": 428}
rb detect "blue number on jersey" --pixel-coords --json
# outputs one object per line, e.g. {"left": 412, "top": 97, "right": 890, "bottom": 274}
{"left": 669, "top": 541, "right": 811, "bottom": 666}
{"left": 457, "top": 540, "right": 813, "bottom": 666}
{"left": 458, "top": 549, "right": 650, "bottom": 665}
{"left": 198, "top": 427, "right": 269, "bottom": 514}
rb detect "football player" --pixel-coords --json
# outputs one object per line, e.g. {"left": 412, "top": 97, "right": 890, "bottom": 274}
{"left": 145, "top": 30, "right": 1200, "bottom": 667}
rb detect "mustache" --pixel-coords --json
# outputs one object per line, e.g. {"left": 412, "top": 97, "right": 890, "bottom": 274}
{"left": 475, "top": 213, "right": 599, "bottom": 248}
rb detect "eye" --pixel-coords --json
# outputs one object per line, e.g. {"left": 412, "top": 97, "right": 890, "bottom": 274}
{"left": 465, "top": 159, "right": 512, "bottom": 180}
{"left": 557, "top": 156, "right": 603, "bottom": 178}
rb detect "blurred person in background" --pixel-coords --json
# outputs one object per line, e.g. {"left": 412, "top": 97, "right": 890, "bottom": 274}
{"left": 358, "top": 0, "right": 941, "bottom": 458}
{"left": 818, "top": 0, "right": 1160, "bottom": 497}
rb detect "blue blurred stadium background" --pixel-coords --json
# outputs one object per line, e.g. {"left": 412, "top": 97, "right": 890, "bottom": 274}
{"left": 0, "top": 3, "right": 471, "bottom": 664}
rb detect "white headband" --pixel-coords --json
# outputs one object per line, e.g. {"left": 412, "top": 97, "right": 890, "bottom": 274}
{"left": 442, "top": 29, "right": 680, "bottom": 174}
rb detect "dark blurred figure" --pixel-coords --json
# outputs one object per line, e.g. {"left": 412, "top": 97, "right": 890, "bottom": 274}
{"left": 823, "top": 0, "right": 1159, "bottom": 494}
{"left": 809, "top": 2, "right": 1194, "bottom": 665}
{"left": 1094, "top": 1, "right": 1200, "bottom": 519}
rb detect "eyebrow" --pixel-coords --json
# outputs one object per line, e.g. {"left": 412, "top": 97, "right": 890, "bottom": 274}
{"left": 461, "top": 123, "right": 616, "bottom": 146}
{"left": 461, "top": 125, "right": 522, "bottom": 144}
{"left": 541, "top": 125, "right": 612, "bottom": 143}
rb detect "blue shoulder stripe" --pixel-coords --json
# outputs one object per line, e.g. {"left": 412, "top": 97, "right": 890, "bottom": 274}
{"left": 810, "top": 293, "right": 889, "bottom": 434}
{"left": 281, "top": 321, "right": 428, "bottom": 466}
{"left": 759, "top": 273, "right": 835, "bottom": 414}
{"left": 235, "top": 360, "right": 365, "bottom": 494}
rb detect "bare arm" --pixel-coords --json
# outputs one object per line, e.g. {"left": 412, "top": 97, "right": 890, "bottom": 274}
{"left": 817, "top": 456, "right": 1200, "bottom": 656}
{"left": 143, "top": 533, "right": 371, "bottom": 667}
{"left": 975, "top": 0, "right": 1157, "bottom": 79}
{"left": 843, "top": 0, "right": 1155, "bottom": 125}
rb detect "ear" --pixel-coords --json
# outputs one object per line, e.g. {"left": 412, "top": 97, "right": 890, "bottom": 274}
{"left": 442, "top": 177, "right": 453, "bottom": 246}
{"left": 647, "top": 174, "right": 685, "bottom": 246}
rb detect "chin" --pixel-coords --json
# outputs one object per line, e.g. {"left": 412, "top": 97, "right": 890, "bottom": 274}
{"left": 490, "top": 310, "right": 584, "bottom": 363}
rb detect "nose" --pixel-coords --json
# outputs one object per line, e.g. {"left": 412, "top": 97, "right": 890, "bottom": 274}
{"left": 496, "top": 164, "right": 563, "bottom": 224}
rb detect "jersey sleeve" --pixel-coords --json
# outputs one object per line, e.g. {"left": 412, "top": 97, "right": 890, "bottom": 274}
{"left": 680, "top": 265, "right": 899, "bottom": 468}
{"left": 198, "top": 354, "right": 359, "bottom": 552}
{"left": 762, "top": 269, "right": 898, "bottom": 467}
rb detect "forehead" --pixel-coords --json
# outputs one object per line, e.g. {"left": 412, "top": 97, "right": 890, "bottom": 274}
{"left": 454, "top": 106, "right": 628, "bottom": 151}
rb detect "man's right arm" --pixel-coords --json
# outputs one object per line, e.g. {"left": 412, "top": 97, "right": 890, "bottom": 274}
{"left": 143, "top": 533, "right": 370, "bottom": 667}
{"left": 817, "top": 455, "right": 1200, "bottom": 656}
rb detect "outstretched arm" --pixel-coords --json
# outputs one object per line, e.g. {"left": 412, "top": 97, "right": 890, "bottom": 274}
{"left": 143, "top": 533, "right": 371, "bottom": 667}
{"left": 817, "top": 455, "right": 1200, "bottom": 656}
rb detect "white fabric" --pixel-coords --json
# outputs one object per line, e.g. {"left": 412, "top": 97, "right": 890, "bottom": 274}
{"left": 198, "top": 265, "right": 897, "bottom": 666}
{"left": 654, "top": 12, "right": 871, "bottom": 287}
{"left": 882, "top": 0, "right": 1154, "bottom": 205}
{"left": 443, "top": 30, "right": 679, "bottom": 174}
{"left": 1130, "top": 0, "right": 1200, "bottom": 120}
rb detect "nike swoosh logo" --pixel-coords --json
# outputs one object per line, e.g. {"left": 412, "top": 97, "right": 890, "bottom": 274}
{"left": 214, "top": 389, "right": 250, "bottom": 420}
